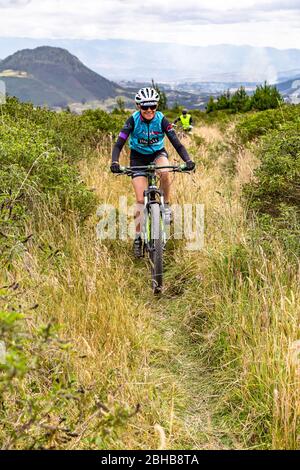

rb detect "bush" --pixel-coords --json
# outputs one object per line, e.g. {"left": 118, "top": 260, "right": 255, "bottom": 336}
{"left": 235, "top": 104, "right": 300, "bottom": 143}
{"left": 2, "top": 97, "right": 84, "bottom": 160}
{"left": 0, "top": 295, "right": 134, "bottom": 449}
{"left": 2, "top": 96, "right": 126, "bottom": 157}
{"left": 231, "top": 87, "right": 252, "bottom": 113}
{"left": 251, "top": 81, "right": 283, "bottom": 111}
{"left": 243, "top": 122, "right": 300, "bottom": 255}
{"left": 80, "top": 108, "right": 127, "bottom": 141}
{"left": 0, "top": 116, "right": 96, "bottom": 215}
{"left": 207, "top": 83, "right": 283, "bottom": 115}
{"left": 0, "top": 98, "right": 97, "bottom": 264}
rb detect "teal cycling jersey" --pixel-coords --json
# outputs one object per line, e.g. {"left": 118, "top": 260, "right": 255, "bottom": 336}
{"left": 112, "top": 112, "right": 191, "bottom": 163}
{"left": 129, "top": 111, "right": 165, "bottom": 154}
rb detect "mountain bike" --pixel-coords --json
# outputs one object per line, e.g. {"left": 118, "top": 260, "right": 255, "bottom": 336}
{"left": 119, "top": 164, "right": 191, "bottom": 294}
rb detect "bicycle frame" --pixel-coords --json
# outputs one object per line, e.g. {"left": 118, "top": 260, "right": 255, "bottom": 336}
{"left": 118, "top": 164, "right": 190, "bottom": 292}
{"left": 142, "top": 172, "right": 166, "bottom": 250}
{"left": 120, "top": 164, "right": 185, "bottom": 245}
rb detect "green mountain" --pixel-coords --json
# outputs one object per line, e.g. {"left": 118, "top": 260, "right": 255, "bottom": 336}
{"left": 0, "top": 46, "right": 128, "bottom": 108}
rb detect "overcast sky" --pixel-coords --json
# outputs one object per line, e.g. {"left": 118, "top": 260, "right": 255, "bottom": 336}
{"left": 0, "top": 0, "right": 299, "bottom": 49}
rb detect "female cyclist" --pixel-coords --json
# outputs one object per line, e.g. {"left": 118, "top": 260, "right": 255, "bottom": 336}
{"left": 110, "top": 87, "right": 195, "bottom": 257}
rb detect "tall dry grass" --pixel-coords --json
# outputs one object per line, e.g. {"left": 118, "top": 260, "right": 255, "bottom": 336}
{"left": 4, "top": 125, "right": 299, "bottom": 449}
{"left": 164, "top": 128, "right": 300, "bottom": 449}
{"left": 3, "top": 139, "right": 223, "bottom": 449}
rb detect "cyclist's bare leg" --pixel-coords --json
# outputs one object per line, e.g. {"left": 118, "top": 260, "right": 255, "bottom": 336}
{"left": 155, "top": 155, "right": 170, "bottom": 203}
{"left": 132, "top": 176, "right": 148, "bottom": 234}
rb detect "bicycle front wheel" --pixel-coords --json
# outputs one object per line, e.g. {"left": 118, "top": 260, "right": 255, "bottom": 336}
{"left": 149, "top": 203, "right": 163, "bottom": 294}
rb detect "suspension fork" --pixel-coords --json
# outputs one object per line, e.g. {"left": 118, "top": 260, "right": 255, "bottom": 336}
{"left": 143, "top": 186, "right": 167, "bottom": 248}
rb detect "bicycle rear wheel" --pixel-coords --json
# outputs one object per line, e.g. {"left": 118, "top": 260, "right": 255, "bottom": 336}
{"left": 149, "top": 203, "right": 163, "bottom": 294}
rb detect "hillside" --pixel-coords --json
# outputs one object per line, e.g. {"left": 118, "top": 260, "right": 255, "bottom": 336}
{"left": 0, "top": 46, "right": 131, "bottom": 108}
{"left": 1, "top": 43, "right": 299, "bottom": 110}
{"left": 0, "top": 46, "right": 205, "bottom": 110}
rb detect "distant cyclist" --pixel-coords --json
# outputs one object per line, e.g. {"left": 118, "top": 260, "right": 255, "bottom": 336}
{"left": 110, "top": 87, "right": 195, "bottom": 257}
{"left": 173, "top": 109, "right": 193, "bottom": 132}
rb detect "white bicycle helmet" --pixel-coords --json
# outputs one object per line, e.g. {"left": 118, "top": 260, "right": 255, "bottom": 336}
{"left": 135, "top": 87, "right": 160, "bottom": 106}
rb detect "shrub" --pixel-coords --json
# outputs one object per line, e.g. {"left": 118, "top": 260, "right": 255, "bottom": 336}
{"left": 0, "top": 98, "right": 97, "bottom": 264}
{"left": 80, "top": 108, "right": 128, "bottom": 141}
{"left": 243, "top": 122, "right": 300, "bottom": 255}
{"left": 0, "top": 295, "right": 134, "bottom": 449}
{"left": 207, "top": 83, "right": 283, "bottom": 115}
{"left": 230, "top": 87, "right": 252, "bottom": 113}
{"left": 250, "top": 81, "right": 283, "bottom": 111}
{"left": 0, "top": 116, "right": 96, "bottom": 216}
{"left": 2, "top": 96, "right": 126, "bottom": 157}
{"left": 235, "top": 104, "right": 300, "bottom": 143}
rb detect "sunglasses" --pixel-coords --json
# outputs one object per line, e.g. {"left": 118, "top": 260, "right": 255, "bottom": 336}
{"left": 140, "top": 105, "right": 157, "bottom": 111}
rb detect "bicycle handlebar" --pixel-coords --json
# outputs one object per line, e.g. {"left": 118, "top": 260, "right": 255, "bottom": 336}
{"left": 118, "top": 164, "right": 191, "bottom": 176}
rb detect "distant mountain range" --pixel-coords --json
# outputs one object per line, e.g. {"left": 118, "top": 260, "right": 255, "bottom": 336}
{"left": 0, "top": 44, "right": 299, "bottom": 110}
{"left": 0, "top": 46, "right": 212, "bottom": 110}
{"left": 276, "top": 76, "right": 300, "bottom": 104}
{"left": 1, "top": 37, "right": 300, "bottom": 83}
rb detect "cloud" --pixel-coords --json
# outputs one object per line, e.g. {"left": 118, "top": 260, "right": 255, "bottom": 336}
{"left": 256, "top": 0, "right": 300, "bottom": 12}
{"left": 0, "top": 0, "right": 299, "bottom": 27}
{"left": 0, "top": 0, "right": 31, "bottom": 7}
{"left": 0, "top": 0, "right": 299, "bottom": 50}
{"left": 136, "top": 0, "right": 300, "bottom": 25}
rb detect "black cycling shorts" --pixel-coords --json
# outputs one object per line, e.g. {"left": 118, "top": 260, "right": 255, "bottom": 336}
{"left": 130, "top": 148, "right": 168, "bottom": 178}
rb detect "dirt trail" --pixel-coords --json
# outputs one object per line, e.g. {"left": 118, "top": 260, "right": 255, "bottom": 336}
{"left": 194, "top": 125, "right": 223, "bottom": 143}
{"left": 79, "top": 124, "right": 244, "bottom": 449}
{"left": 139, "top": 292, "right": 239, "bottom": 449}
{"left": 129, "top": 124, "right": 243, "bottom": 449}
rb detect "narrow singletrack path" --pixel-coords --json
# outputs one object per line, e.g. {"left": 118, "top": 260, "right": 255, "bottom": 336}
{"left": 78, "top": 123, "right": 245, "bottom": 449}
